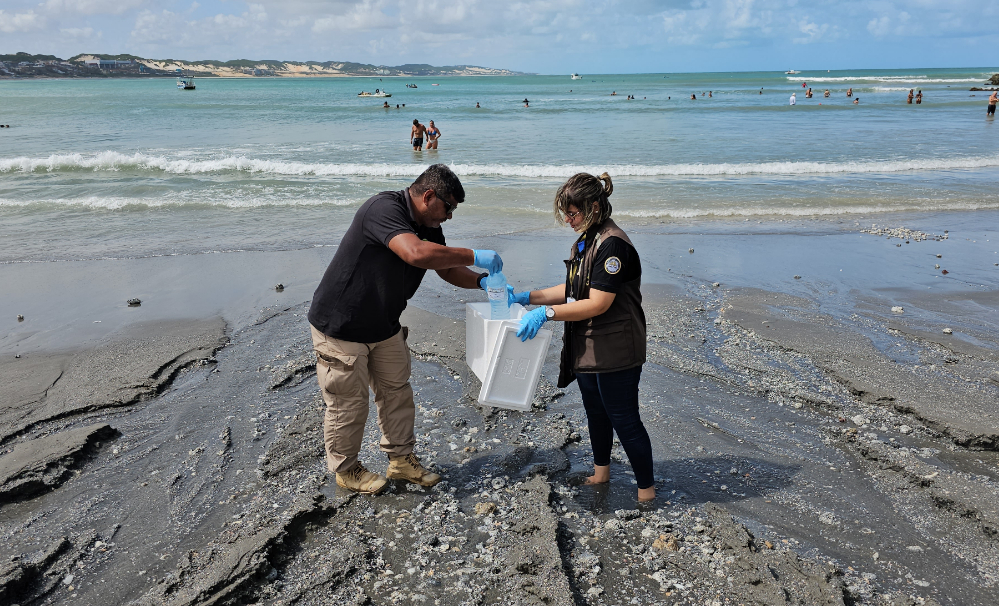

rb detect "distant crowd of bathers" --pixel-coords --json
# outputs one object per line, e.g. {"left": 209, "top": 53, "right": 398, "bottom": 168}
{"left": 397, "top": 85, "right": 996, "bottom": 151}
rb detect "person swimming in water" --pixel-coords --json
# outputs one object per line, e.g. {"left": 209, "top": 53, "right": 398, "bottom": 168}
{"left": 426, "top": 120, "right": 442, "bottom": 150}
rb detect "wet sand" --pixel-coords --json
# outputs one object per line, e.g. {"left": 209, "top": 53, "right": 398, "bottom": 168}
{"left": 1, "top": 211, "right": 998, "bottom": 605}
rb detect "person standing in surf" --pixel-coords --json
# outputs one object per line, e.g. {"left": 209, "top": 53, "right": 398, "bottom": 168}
{"left": 426, "top": 120, "right": 442, "bottom": 150}
{"left": 411, "top": 119, "right": 426, "bottom": 151}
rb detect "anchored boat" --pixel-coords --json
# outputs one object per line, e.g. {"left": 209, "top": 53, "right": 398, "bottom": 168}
{"left": 176, "top": 76, "right": 195, "bottom": 90}
{"left": 358, "top": 88, "right": 391, "bottom": 97}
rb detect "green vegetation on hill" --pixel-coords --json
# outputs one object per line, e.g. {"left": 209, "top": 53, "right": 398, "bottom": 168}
{"left": 0, "top": 52, "right": 62, "bottom": 63}
{"left": 67, "top": 53, "right": 144, "bottom": 62}
{"left": 3, "top": 51, "right": 520, "bottom": 77}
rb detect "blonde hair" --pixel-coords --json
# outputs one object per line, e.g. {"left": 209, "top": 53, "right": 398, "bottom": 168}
{"left": 554, "top": 172, "right": 613, "bottom": 232}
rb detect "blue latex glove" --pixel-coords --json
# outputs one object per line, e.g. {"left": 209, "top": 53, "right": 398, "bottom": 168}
{"left": 507, "top": 285, "right": 530, "bottom": 307}
{"left": 472, "top": 249, "right": 503, "bottom": 275}
{"left": 516, "top": 307, "right": 548, "bottom": 341}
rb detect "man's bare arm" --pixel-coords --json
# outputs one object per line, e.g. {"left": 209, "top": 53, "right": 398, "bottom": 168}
{"left": 436, "top": 267, "right": 482, "bottom": 289}
{"left": 388, "top": 233, "right": 474, "bottom": 270}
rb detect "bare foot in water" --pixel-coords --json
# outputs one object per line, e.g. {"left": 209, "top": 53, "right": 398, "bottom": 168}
{"left": 585, "top": 464, "right": 610, "bottom": 485}
{"left": 638, "top": 486, "right": 656, "bottom": 502}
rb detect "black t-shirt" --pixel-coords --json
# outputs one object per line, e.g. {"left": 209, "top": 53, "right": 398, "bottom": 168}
{"left": 308, "top": 189, "right": 445, "bottom": 343}
{"left": 587, "top": 236, "right": 641, "bottom": 293}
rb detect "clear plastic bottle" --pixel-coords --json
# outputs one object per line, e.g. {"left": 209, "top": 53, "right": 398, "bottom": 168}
{"left": 485, "top": 270, "right": 510, "bottom": 320}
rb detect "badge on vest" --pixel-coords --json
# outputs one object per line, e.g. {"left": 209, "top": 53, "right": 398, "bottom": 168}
{"left": 604, "top": 256, "right": 622, "bottom": 274}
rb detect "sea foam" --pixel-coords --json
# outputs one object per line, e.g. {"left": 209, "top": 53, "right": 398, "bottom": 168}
{"left": 785, "top": 75, "right": 986, "bottom": 83}
{"left": 3, "top": 152, "right": 999, "bottom": 178}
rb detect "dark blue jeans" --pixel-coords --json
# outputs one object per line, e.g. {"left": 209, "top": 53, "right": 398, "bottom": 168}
{"left": 575, "top": 365, "right": 654, "bottom": 489}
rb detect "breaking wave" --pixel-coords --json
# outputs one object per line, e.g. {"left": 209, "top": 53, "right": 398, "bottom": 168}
{"left": 0, "top": 196, "right": 357, "bottom": 210}
{"left": 787, "top": 75, "right": 985, "bottom": 84}
{"left": 3, "top": 152, "right": 999, "bottom": 178}
{"left": 614, "top": 200, "right": 999, "bottom": 219}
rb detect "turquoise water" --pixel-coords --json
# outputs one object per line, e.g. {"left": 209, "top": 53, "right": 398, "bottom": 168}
{"left": 1, "top": 68, "right": 998, "bottom": 262}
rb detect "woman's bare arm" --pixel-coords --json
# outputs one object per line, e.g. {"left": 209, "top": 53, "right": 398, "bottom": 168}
{"left": 525, "top": 286, "right": 616, "bottom": 322}
{"left": 527, "top": 285, "right": 565, "bottom": 305}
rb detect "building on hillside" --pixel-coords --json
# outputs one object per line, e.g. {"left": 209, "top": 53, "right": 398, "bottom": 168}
{"left": 84, "top": 59, "right": 133, "bottom": 69}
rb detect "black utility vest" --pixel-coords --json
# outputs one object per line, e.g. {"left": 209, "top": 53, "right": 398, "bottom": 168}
{"left": 557, "top": 219, "right": 647, "bottom": 388}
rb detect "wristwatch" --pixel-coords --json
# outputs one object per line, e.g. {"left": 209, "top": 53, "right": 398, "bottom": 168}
{"left": 545, "top": 306, "right": 556, "bottom": 320}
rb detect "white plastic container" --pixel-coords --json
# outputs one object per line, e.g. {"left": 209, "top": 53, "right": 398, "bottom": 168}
{"left": 466, "top": 302, "right": 525, "bottom": 381}
{"left": 465, "top": 302, "right": 552, "bottom": 411}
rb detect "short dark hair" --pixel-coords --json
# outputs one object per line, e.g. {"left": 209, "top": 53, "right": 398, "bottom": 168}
{"left": 411, "top": 164, "right": 465, "bottom": 204}
{"left": 413, "top": 119, "right": 419, "bottom": 125}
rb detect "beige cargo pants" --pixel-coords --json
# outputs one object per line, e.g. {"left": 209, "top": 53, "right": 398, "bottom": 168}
{"left": 310, "top": 324, "right": 415, "bottom": 473}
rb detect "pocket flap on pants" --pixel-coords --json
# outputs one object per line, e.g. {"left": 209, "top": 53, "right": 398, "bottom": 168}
{"left": 317, "top": 351, "right": 357, "bottom": 369}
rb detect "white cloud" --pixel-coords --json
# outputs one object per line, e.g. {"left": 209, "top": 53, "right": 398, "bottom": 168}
{"left": 129, "top": 4, "right": 270, "bottom": 49}
{"left": 660, "top": 0, "right": 785, "bottom": 47}
{"left": 311, "top": 0, "right": 398, "bottom": 33}
{"left": 60, "top": 26, "right": 100, "bottom": 39}
{"left": 867, "top": 15, "right": 890, "bottom": 36}
{"left": 793, "top": 17, "right": 830, "bottom": 44}
{"left": 0, "top": 9, "right": 46, "bottom": 33}
{"left": 1, "top": 0, "right": 998, "bottom": 71}
{"left": 43, "top": 0, "right": 148, "bottom": 17}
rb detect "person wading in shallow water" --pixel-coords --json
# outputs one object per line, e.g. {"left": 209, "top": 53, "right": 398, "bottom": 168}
{"left": 426, "top": 120, "right": 442, "bottom": 150}
{"left": 308, "top": 164, "right": 503, "bottom": 495}
{"left": 509, "top": 172, "right": 655, "bottom": 503}
{"left": 410, "top": 119, "right": 426, "bottom": 151}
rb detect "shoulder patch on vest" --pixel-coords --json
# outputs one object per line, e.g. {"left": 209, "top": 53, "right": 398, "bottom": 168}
{"left": 604, "top": 256, "right": 622, "bottom": 275}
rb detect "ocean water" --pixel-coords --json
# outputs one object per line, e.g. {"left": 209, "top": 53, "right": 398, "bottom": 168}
{"left": 1, "top": 68, "right": 998, "bottom": 263}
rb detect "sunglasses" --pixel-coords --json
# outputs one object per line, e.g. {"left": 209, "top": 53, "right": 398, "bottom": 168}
{"left": 434, "top": 191, "right": 457, "bottom": 214}
{"left": 564, "top": 209, "right": 582, "bottom": 220}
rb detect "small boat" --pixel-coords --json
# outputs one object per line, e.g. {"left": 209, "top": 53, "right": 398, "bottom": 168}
{"left": 785, "top": 70, "right": 800, "bottom": 75}
{"left": 177, "top": 76, "right": 195, "bottom": 90}
{"left": 406, "top": 83, "right": 418, "bottom": 88}
{"left": 570, "top": 73, "right": 582, "bottom": 80}
{"left": 431, "top": 83, "right": 440, "bottom": 86}
{"left": 358, "top": 89, "right": 391, "bottom": 97}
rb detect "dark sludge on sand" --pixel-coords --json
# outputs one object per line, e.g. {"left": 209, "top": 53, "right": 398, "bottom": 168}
{"left": 1, "top": 220, "right": 998, "bottom": 606}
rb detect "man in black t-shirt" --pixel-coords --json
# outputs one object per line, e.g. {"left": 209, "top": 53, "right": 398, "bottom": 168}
{"left": 308, "top": 164, "right": 502, "bottom": 495}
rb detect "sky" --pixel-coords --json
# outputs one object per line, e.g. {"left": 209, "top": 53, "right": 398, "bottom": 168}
{"left": 1, "top": 0, "right": 997, "bottom": 74}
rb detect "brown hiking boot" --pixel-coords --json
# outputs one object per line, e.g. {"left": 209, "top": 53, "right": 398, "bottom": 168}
{"left": 386, "top": 453, "right": 441, "bottom": 487}
{"left": 335, "top": 462, "right": 388, "bottom": 495}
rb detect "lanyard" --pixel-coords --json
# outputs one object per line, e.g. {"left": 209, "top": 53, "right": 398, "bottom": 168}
{"left": 567, "top": 237, "right": 587, "bottom": 300}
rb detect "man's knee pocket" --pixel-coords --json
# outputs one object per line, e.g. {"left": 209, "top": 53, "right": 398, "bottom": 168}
{"left": 318, "top": 352, "right": 368, "bottom": 398}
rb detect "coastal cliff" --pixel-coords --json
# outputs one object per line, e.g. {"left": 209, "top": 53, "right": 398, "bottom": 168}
{"left": 0, "top": 52, "right": 523, "bottom": 79}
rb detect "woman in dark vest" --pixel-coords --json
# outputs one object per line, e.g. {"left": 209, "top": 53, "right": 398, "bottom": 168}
{"left": 513, "top": 172, "right": 654, "bottom": 502}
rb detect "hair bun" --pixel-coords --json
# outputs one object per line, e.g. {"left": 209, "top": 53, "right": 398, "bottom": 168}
{"left": 598, "top": 172, "right": 613, "bottom": 197}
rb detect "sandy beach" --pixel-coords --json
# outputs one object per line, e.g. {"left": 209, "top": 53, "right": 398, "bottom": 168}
{"left": 1, "top": 210, "right": 997, "bottom": 605}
